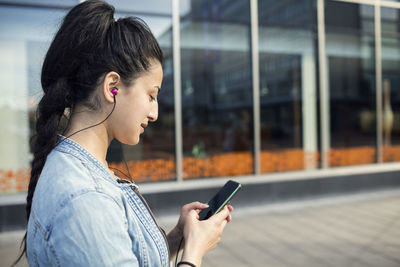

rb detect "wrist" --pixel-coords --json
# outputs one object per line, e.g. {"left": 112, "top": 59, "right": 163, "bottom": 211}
{"left": 177, "top": 261, "right": 197, "bottom": 267}
{"left": 181, "top": 242, "right": 202, "bottom": 267}
{"left": 180, "top": 255, "right": 201, "bottom": 267}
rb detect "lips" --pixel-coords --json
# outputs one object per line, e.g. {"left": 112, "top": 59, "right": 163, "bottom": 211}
{"left": 140, "top": 123, "right": 148, "bottom": 133}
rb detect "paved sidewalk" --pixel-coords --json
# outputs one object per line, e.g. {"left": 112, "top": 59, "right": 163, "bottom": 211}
{"left": 1, "top": 189, "right": 400, "bottom": 267}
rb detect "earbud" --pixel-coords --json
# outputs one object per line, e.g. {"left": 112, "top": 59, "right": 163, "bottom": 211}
{"left": 111, "top": 88, "right": 118, "bottom": 96}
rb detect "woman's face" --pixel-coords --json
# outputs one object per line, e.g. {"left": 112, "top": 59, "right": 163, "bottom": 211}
{"left": 110, "top": 61, "right": 163, "bottom": 145}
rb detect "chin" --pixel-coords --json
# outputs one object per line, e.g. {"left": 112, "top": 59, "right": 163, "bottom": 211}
{"left": 119, "top": 134, "right": 140, "bottom": 146}
{"left": 134, "top": 136, "right": 141, "bottom": 145}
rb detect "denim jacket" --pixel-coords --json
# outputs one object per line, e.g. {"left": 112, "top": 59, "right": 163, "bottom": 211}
{"left": 27, "top": 137, "right": 170, "bottom": 266}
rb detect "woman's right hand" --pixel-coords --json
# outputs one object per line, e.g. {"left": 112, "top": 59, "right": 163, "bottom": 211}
{"left": 180, "top": 205, "right": 233, "bottom": 266}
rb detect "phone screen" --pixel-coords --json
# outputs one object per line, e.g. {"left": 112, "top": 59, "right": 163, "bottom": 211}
{"left": 199, "top": 180, "right": 241, "bottom": 220}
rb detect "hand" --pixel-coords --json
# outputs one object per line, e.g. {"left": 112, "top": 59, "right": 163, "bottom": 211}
{"left": 167, "top": 202, "right": 210, "bottom": 261}
{"left": 175, "top": 201, "right": 209, "bottom": 237}
{"left": 181, "top": 205, "right": 234, "bottom": 266}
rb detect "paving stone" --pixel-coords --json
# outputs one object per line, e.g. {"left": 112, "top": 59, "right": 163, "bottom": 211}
{"left": 1, "top": 190, "right": 400, "bottom": 267}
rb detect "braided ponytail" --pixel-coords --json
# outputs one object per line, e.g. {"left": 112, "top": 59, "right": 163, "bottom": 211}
{"left": 27, "top": 78, "right": 71, "bottom": 220}
{"left": 13, "top": 79, "right": 71, "bottom": 265}
{"left": 15, "top": 0, "right": 163, "bottom": 263}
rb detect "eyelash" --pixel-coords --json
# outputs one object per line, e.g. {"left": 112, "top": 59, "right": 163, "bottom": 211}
{"left": 150, "top": 95, "right": 156, "bottom": 102}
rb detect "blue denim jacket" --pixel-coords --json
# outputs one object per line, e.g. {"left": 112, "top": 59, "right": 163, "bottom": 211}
{"left": 27, "top": 137, "right": 170, "bottom": 266}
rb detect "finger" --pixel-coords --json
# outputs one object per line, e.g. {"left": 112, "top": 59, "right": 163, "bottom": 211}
{"left": 226, "top": 214, "right": 232, "bottom": 223}
{"left": 189, "top": 209, "right": 198, "bottom": 216}
{"left": 221, "top": 207, "right": 232, "bottom": 222}
{"left": 183, "top": 201, "right": 209, "bottom": 212}
{"left": 211, "top": 206, "right": 230, "bottom": 222}
{"left": 186, "top": 209, "right": 199, "bottom": 219}
{"left": 184, "top": 210, "right": 200, "bottom": 223}
{"left": 220, "top": 217, "right": 228, "bottom": 229}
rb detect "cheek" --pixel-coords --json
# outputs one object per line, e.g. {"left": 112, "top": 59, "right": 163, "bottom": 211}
{"left": 127, "top": 102, "right": 147, "bottom": 129}
{"left": 133, "top": 98, "right": 151, "bottom": 117}
{"left": 119, "top": 95, "right": 149, "bottom": 129}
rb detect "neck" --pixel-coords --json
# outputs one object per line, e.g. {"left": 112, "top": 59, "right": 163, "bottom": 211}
{"left": 64, "top": 111, "right": 112, "bottom": 168}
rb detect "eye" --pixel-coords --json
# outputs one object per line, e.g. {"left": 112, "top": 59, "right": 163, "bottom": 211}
{"left": 150, "top": 95, "right": 156, "bottom": 102}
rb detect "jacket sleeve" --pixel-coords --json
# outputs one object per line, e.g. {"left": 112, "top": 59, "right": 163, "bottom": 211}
{"left": 47, "top": 191, "right": 139, "bottom": 266}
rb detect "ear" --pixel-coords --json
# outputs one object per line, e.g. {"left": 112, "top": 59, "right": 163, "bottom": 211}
{"left": 102, "top": 71, "right": 121, "bottom": 103}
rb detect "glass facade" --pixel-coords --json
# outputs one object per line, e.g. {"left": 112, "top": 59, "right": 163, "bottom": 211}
{"left": 0, "top": 6, "right": 67, "bottom": 193}
{"left": 381, "top": 6, "right": 400, "bottom": 162}
{"left": 326, "top": 1, "right": 377, "bottom": 166}
{"left": 259, "top": 0, "right": 318, "bottom": 172}
{"left": 0, "top": 0, "right": 399, "bottom": 195}
{"left": 180, "top": 0, "right": 253, "bottom": 179}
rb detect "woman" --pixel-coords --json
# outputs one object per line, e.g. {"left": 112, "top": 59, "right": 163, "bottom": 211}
{"left": 18, "top": 1, "right": 233, "bottom": 266}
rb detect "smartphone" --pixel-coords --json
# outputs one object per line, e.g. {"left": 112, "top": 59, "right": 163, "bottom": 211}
{"left": 198, "top": 180, "right": 241, "bottom": 220}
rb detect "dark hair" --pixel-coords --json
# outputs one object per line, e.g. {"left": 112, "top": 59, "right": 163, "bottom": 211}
{"left": 15, "top": 0, "right": 163, "bottom": 263}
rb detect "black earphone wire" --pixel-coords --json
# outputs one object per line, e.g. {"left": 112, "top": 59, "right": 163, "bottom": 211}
{"left": 123, "top": 157, "right": 133, "bottom": 182}
{"left": 175, "top": 237, "right": 184, "bottom": 267}
{"left": 58, "top": 92, "right": 135, "bottom": 183}
{"left": 61, "top": 94, "right": 117, "bottom": 141}
{"left": 109, "top": 163, "right": 133, "bottom": 183}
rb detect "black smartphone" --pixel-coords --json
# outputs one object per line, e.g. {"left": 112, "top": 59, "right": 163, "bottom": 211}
{"left": 198, "top": 180, "right": 241, "bottom": 220}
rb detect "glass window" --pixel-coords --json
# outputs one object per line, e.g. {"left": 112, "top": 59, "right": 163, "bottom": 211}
{"left": 180, "top": 0, "right": 253, "bottom": 179}
{"left": 381, "top": 7, "right": 400, "bottom": 162}
{"left": 0, "top": 3, "right": 175, "bottom": 195}
{"left": 325, "top": 1, "right": 376, "bottom": 167}
{"left": 108, "top": 0, "right": 171, "bottom": 15}
{"left": 259, "top": 0, "right": 319, "bottom": 173}
{"left": 0, "top": 6, "right": 66, "bottom": 194}
{"left": 0, "top": 0, "right": 78, "bottom": 8}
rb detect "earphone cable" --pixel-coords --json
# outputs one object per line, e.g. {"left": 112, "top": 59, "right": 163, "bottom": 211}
{"left": 123, "top": 157, "right": 133, "bottom": 182}
{"left": 57, "top": 93, "right": 135, "bottom": 183}
{"left": 61, "top": 94, "right": 117, "bottom": 142}
{"left": 109, "top": 165, "right": 133, "bottom": 182}
{"left": 175, "top": 237, "right": 184, "bottom": 267}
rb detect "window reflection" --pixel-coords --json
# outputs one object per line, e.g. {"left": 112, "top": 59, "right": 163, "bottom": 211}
{"left": 1, "top": 0, "right": 399, "bottom": 193}
{"left": 180, "top": 0, "right": 253, "bottom": 179}
{"left": 0, "top": 0, "right": 78, "bottom": 8}
{"left": 381, "top": 7, "right": 400, "bottom": 162}
{"left": 108, "top": 0, "right": 171, "bottom": 15}
{"left": 0, "top": 6, "right": 66, "bottom": 193}
{"left": 0, "top": 4, "right": 175, "bottom": 193}
{"left": 259, "top": 0, "right": 318, "bottom": 172}
{"left": 326, "top": 1, "right": 376, "bottom": 166}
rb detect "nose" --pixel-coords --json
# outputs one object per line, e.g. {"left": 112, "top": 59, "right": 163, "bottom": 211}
{"left": 148, "top": 103, "right": 158, "bottom": 122}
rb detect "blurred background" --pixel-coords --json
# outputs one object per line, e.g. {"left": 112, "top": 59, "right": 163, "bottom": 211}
{"left": 0, "top": 0, "right": 399, "bottom": 266}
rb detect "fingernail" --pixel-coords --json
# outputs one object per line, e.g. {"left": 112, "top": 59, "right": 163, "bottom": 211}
{"left": 203, "top": 203, "right": 209, "bottom": 207}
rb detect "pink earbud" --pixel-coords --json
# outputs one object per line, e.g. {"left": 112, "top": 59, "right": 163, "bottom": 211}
{"left": 111, "top": 88, "right": 118, "bottom": 96}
